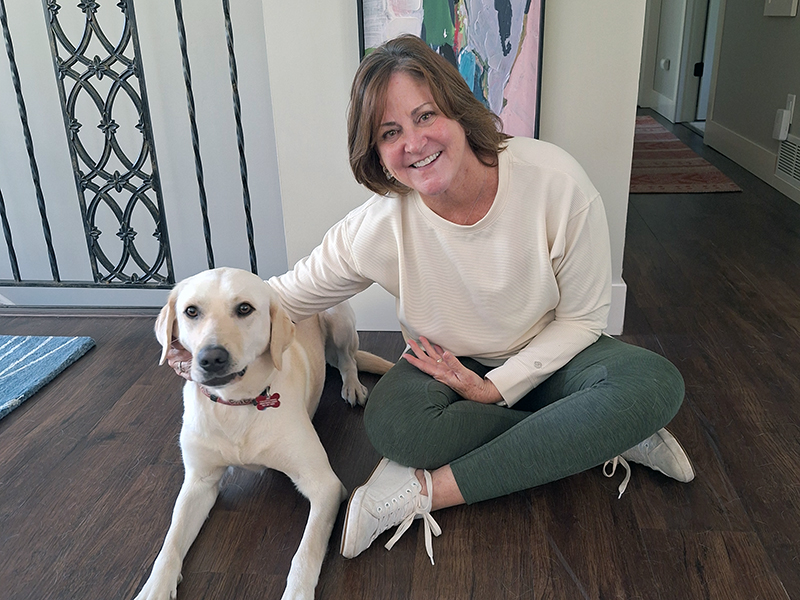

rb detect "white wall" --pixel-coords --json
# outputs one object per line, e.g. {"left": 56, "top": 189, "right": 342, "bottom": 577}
{"left": 539, "top": 1, "right": 645, "bottom": 335}
{"left": 259, "top": 1, "right": 393, "bottom": 329}
{"left": 260, "top": 0, "right": 645, "bottom": 334}
{"left": 703, "top": 0, "right": 800, "bottom": 205}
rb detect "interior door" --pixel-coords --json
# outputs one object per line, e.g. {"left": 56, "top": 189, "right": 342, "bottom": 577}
{"left": 638, "top": 0, "right": 711, "bottom": 124}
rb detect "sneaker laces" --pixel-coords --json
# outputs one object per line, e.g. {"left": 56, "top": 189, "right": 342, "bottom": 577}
{"left": 383, "top": 468, "right": 442, "bottom": 565}
{"left": 603, "top": 455, "right": 631, "bottom": 498}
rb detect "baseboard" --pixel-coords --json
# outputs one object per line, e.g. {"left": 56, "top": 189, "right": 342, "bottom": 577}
{"left": 0, "top": 286, "right": 170, "bottom": 307}
{"left": 0, "top": 306, "right": 160, "bottom": 318}
{"left": 639, "top": 91, "right": 677, "bottom": 123}
{"left": 704, "top": 119, "right": 800, "bottom": 205}
{"left": 606, "top": 280, "right": 627, "bottom": 336}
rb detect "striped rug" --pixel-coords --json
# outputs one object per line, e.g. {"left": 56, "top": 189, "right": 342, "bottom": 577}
{"left": 0, "top": 335, "right": 95, "bottom": 420}
{"left": 630, "top": 116, "right": 742, "bottom": 194}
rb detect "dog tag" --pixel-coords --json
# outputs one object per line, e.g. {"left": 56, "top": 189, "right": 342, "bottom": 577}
{"left": 254, "top": 392, "right": 280, "bottom": 410}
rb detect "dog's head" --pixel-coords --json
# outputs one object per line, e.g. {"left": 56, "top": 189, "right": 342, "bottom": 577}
{"left": 155, "top": 267, "right": 295, "bottom": 389}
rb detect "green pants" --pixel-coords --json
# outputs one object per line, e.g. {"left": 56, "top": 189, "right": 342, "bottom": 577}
{"left": 363, "top": 335, "right": 685, "bottom": 504}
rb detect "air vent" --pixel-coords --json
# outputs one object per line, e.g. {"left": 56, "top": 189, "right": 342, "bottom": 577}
{"left": 776, "top": 133, "right": 800, "bottom": 190}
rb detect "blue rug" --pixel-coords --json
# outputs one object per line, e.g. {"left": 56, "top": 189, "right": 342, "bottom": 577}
{"left": 0, "top": 335, "right": 96, "bottom": 421}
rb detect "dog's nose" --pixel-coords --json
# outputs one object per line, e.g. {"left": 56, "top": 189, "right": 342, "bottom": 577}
{"left": 196, "top": 345, "right": 230, "bottom": 374}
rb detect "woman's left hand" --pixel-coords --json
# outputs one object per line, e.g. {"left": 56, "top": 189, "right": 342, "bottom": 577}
{"left": 403, "top": 336, "right": 504, "bottom": 404}
{"left": 167, "top": 338, "right": 194, "bottom": 381}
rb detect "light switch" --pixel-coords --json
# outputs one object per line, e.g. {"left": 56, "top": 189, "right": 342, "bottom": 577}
{"left": 764, "top": 0, "right": 798, "bottom": 17}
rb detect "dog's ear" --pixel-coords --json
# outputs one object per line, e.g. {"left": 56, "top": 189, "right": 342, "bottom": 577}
{"left": 268, "top": 299, "right": 295, "bottom": 371}
{"left": 155, "top": 288, "right": 179, "bottom": 365}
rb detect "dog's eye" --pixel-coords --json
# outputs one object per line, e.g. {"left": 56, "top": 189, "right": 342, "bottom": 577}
{"left": 236, "top": 303, "right": 254, "bottom": 317}
{"left": 184, "top": 306, "right": 199, "bottom": 319}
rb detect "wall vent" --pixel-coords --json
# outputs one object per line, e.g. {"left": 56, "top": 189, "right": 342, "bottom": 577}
{"left": 776, "top": 133, "right": 800, "bottom": 190}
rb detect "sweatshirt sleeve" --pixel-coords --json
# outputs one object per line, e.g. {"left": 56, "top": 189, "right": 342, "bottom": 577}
{"left": 485, "top": 194, "right": 612, "bottom": 406}
{"left": 268, "top": 216, "right": 374, "bottom": 322}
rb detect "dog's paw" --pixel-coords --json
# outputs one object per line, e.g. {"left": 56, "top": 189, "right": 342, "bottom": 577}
{"left": 281, "top": 577, "right": 316, "bottom": 600}
{"left": 133, "top": 579, "right": 178, "bottom": 600}
{"left": 280, "top": 588, "right": 314, "bottom": 600}
{"left": 134, "top": 562, "right": 181, "bottom": 600}
{"left": 341, "top": 379, "right": 369, "bottom": 407}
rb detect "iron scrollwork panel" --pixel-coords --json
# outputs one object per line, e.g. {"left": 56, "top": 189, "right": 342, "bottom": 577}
{"left": 43, "top": 0, "right": 173, "bottom": 286}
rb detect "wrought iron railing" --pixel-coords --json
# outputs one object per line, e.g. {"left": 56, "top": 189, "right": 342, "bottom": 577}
{"left": 1, "top": 0, "right": 61, "bottom": 284}
{"left": 0, "top": 0, "right": 260, "bottom": 289}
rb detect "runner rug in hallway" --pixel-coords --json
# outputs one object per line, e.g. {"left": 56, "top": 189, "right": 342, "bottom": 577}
{"left": 630, "top": 116, "right": 742, "bottom": 194}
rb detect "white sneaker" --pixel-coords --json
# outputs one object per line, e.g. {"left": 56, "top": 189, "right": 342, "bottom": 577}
{"left": 340, "top": 458, "right": 442, "bottom": 564}
{"left": 604, "top": 428, "right": 695, "bottom": 497}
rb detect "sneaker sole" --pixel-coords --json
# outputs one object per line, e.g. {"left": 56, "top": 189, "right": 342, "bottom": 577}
{"left": 340, "top": 457, "right": 391, "bottom": 558}
{"left": 660, "top": 427, "right": 696, "bottom": 482}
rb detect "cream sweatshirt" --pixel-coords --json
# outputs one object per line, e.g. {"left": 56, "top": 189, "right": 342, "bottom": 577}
{"left": 270, "top": 137, "right": 612, "bottom": 406}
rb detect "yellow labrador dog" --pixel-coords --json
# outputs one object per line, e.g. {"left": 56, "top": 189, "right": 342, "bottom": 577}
{"left": 135, "top": 267, "right": 392, "bottom": 600}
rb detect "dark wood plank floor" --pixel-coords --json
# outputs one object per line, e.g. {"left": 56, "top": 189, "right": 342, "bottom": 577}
{"left": 2, "top": 109, "right": 798, "bottom": 599}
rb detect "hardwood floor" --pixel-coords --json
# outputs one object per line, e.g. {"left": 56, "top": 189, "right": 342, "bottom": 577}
{"left": 1, "top": 110, "right": 798, "bottom": 599}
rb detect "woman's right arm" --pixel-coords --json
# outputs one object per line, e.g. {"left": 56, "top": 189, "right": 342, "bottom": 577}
{"left": 268, "top": 217, "right": 374, "bottom": 322}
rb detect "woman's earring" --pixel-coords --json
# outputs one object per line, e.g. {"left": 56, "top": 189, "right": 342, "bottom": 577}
{"left": 382, "top": 166, "right": 394, "bottom": 181}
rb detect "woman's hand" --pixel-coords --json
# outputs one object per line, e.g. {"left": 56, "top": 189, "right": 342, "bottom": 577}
{"left": 166, "top": 339, "right": 193, "bottom": 381}
{"left": 403, "top": 336, "right": 503, "bottom": 404}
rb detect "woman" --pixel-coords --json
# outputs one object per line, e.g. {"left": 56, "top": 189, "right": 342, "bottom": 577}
{"left": 169, "top": 35, "right": 693, "bottom": 565}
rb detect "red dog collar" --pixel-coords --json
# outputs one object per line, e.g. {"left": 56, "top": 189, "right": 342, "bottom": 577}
{"left": 200, "top": 386, "right": 280, "bottom": 410}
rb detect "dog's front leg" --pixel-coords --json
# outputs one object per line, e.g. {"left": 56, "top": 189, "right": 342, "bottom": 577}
{"left": 282, "top": 472, "right": 346, "bottom": 600}
{"left": 134, "top": 466, "right": 225, "bottom": 600}
{"left": 278, "top": 436, "right": 348, "bottom": 600}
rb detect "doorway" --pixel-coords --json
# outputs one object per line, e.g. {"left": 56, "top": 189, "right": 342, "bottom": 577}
{"left": 638, "top": 0, "right": 724, "bottom": 130}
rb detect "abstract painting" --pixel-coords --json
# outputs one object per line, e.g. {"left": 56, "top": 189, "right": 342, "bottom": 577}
{"left": 357, "top": 0, "right": 544, "bottom": 138}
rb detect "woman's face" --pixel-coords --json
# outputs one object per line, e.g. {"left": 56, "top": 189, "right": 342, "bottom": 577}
{"left": 375, "top": 71, "right": 471, "bottom": 201}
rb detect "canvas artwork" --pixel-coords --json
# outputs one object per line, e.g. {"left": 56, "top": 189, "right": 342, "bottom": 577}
{"left": 358, "top": 0, "right": 544, "bottom": 138}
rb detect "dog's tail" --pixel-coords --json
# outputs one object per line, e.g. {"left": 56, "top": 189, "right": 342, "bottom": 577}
{"left": 356, "top": 350, "right": 395, "bottom": 375}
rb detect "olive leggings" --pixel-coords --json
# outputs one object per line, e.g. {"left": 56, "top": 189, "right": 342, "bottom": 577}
{"left": 363, "top": 335, "right": 685, "bottom": 504}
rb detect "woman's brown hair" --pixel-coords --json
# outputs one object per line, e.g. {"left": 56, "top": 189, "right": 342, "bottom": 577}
{"left": 347, "top": 34, "right": 509, "bottom": 196}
